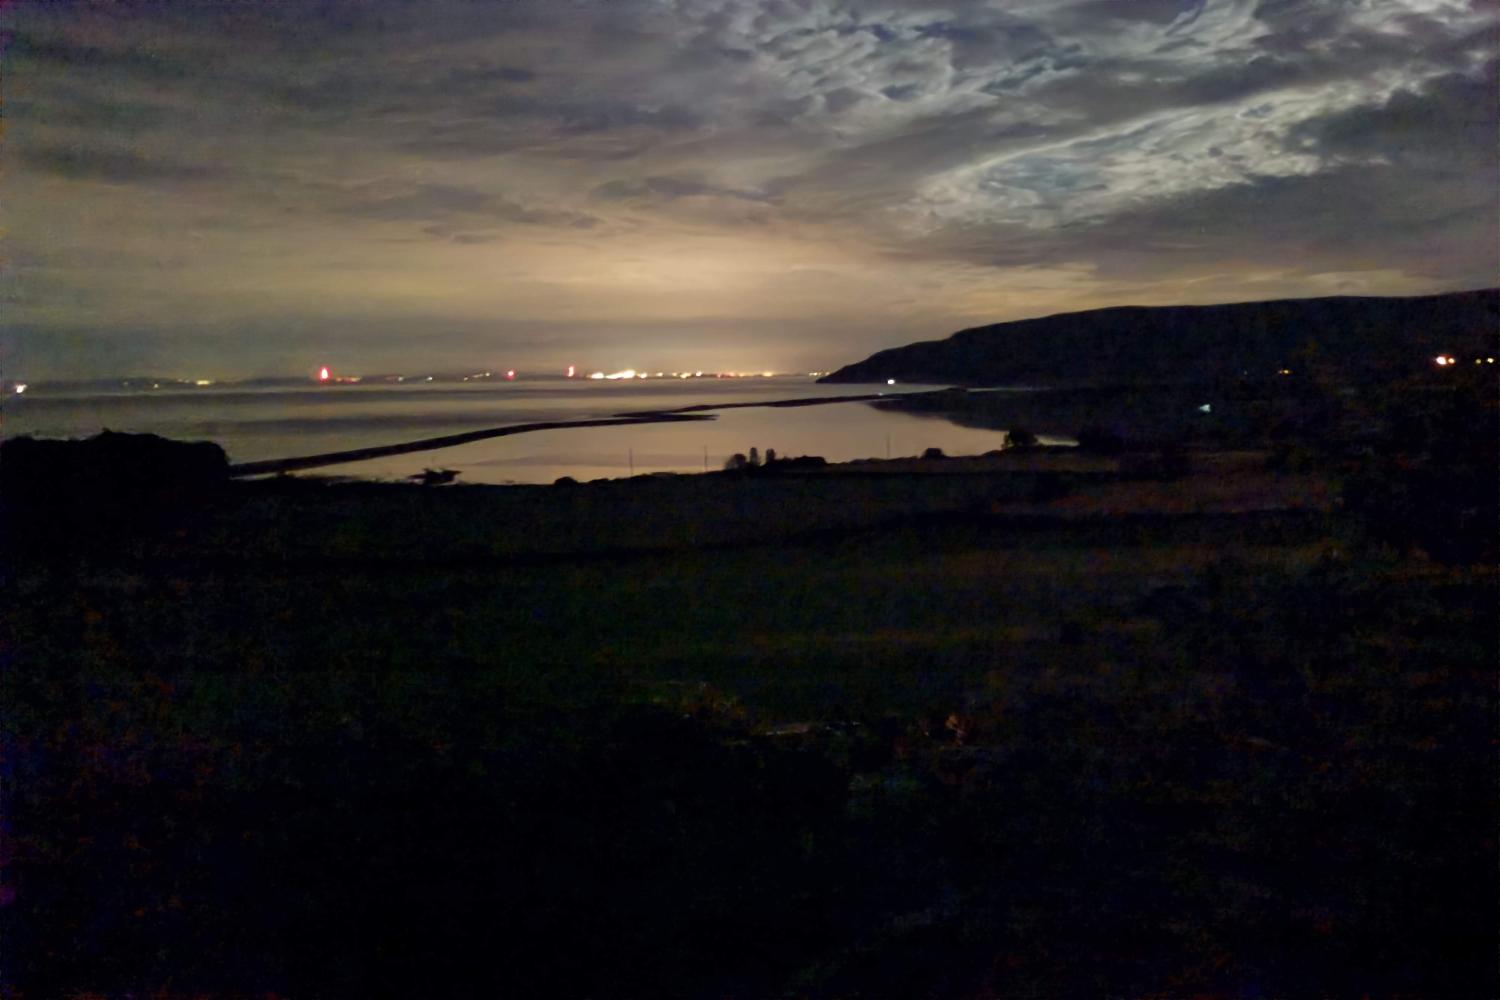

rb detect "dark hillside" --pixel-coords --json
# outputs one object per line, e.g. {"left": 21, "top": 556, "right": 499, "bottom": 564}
{"left": 821, "top": 289, "right": 1499, "bottom": 385}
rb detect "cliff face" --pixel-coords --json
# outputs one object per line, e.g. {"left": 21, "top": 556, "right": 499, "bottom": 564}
{"left": 820, "top": 289, "right": 1500, "bottom": 385}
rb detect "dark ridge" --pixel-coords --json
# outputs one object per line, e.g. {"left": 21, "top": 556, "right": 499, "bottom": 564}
{"left": 820, "top": 289, "right": 1500, "bottom": 385}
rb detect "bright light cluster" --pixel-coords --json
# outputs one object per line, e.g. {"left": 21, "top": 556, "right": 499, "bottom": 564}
{"left": 309, "top": 366, "right": 798, "bottom": 383}
{"left": 585, "top": 369, "right": 787, "bottom": 380}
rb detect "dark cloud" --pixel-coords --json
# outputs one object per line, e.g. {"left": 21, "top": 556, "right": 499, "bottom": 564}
{"left": 880, "top": 83, "right": 924, "bottom": 102}
{"left": 339, "top": 184, "right": 493, "bottom": 222}
{"left": 445, "top": 64, "right": 536, "bottom": 85}
{"left": 1290, "top": 64, "right": 1500, "bottom": 169}
{"left": 592, "top": 176, "right": 772, "bottom": 203}
{"left": 5, "top": 27, "right": 192, "bottom": 81}
{"left": 389, "top": 93, "right": 707, "bottom": 160}
{"left": 1068, "top": 0, "right": 1205, "bottom": 26}
{"left": 332, "top": 183, "right": 600, "bottom": 230}
{"left": 6, "top": 89, "right": 168, "bottom": 133}
{"left": 18, "top": 144, "right": 217, "bottom": 185}
{"left": 910, "top": 153, "right": 1495, "bottom": 293}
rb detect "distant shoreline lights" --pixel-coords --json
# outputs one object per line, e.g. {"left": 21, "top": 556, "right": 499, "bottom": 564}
{"left": 305, "top": 367, "right": 814, "bottom": 384}
{"left": 585, "top": 370, "right": 797, "bottom": 380}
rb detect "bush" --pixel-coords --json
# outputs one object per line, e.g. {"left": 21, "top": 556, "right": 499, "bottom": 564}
{"left": 1, "top": 432, "right": 228, "bottom": 552}
{"left": 1004, "top": 427, "right": 1039, "bottom": 448}
{"left": 769, "top": 455, "right": 827, "bottom": 470}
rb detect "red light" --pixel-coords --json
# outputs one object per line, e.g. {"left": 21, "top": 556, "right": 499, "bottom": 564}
{"left": 318, "top": 366, "right": 330, "bottom": 382}
{"left": 505, "top": 369, "right": 516, "bottom": 380}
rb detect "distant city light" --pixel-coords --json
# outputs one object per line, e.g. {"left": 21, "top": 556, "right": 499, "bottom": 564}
{"left": 887, "top": 378, "right": 896, "bottom": 385}
{"left": 566, "top": 365, "right": 576, "bottom": 378}
{"left": 194, "top": 379, "right": 213, "bottom": 386}
{"left": 505, "top": 369, "right": 516, "bottom": 380}
{"left": 588, "top": 371, "right": 605, "bottom": 380}
{"left": 13, "top": 383, "right": 26, "bottom": 395}
{"left": 1435, "top": 355, "right": 1455, "bottom": 366}
{"left": 318, "top": 366, "right": 331, "bottom": 382}
{"left": 1277, "top": 368, "right": 1293, "bottom": 376}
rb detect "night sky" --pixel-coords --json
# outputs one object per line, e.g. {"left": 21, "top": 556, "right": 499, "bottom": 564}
{"left": 4, "top": 0, "right": 1496, "bottom": 379}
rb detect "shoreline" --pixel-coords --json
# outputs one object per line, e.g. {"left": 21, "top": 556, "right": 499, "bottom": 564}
{"left": 225, "top": 390, "right": 930, "bottom": 477}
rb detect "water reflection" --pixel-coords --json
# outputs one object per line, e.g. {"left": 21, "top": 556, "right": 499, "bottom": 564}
{"left": 319, "top": 397, "right": 1063, "bottom": 484}
{"left": 5, "top": 377, "right": 1061, "bottom": 485}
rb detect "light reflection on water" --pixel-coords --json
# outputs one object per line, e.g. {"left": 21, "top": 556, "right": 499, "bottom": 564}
{"left": 4, "top": 377, "right": 1055, "bottom": 485}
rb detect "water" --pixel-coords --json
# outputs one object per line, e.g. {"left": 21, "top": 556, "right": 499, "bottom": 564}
{"left": 2, "top": 377, "right": 1053, "bottom": 484}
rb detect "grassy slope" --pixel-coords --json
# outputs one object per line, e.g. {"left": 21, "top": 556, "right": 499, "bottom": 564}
{"left": 3, "top": 465, "right": 1494, "bottom": 997}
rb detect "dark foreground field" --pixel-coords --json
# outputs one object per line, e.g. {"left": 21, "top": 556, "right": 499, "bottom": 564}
{"left": 3, "top": 452, "right": 1495, "bottom": 997}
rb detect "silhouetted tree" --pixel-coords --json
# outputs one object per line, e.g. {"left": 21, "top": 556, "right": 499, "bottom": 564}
{"left": 748, "top": 447, "right": 761, "bottom": 467}
{"left": 765, "top": 448, "right": 777, "bottom": 464}
{"left": 1004, "top": 427, "right": 1038, "bottom": 448}
{"left": 410, "top": 468, "right": 459, "bottom": 486}
{"left": 921, "top": 447, "right": 946, "bottom": 460}
{"left": 724, "top": 453, "right": 748, "bottom": 471}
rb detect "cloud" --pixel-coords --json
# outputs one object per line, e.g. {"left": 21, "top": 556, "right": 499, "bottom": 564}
{"left": 18, "top": 144, "right": 218, "bottom": 185}
{"left": 3, "top": 0, "right": 1496, "bottom": 378}
{"left": 324, "top": 182, "right": 600, "bottom": 232}
{"left": 592, "top": 176, "right": 772, "bottom": 203}
{"left": 1290, "top": 62, "right": 1500, "bottom": 170}
{"left": 5, "top": 26, "right": 193, "bottom": 81}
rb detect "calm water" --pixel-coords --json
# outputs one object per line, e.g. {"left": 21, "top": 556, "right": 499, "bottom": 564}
{"left": 2, "top": 377, "right": 1055, "bottom": 484}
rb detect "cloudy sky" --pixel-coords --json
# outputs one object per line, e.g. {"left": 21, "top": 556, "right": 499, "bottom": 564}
{"left": 4, "top": 0, "right": 1496, "bottom": 378}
